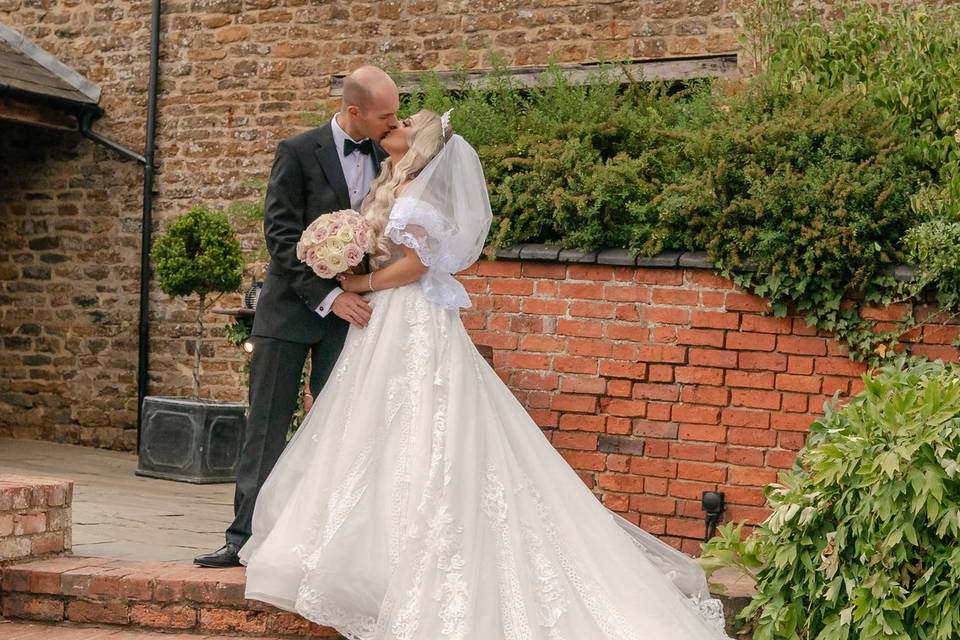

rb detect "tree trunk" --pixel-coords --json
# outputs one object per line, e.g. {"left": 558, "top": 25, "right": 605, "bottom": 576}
{"left": 194, "top": 292, "right": 205, "bottom": 400}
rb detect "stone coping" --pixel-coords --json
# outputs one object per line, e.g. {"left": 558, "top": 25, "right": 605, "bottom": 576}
{"left": 491, "top": 244, "right": 917, "bottom": 281}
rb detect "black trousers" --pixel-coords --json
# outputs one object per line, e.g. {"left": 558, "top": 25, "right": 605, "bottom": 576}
{"left": 227, "top": 324, "right": 348, "bottom": 547}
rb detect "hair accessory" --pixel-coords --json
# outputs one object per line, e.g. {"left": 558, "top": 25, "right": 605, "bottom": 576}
{"left": 440, "top": 108, "right": 453, "bottom": 140}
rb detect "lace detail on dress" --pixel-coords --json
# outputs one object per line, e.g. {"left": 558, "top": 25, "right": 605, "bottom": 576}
{"left": 296, "top": 589, "right": 377, "bottom": 640}
{"left": 482, "top": 465, "right": 534, "bottom": 640}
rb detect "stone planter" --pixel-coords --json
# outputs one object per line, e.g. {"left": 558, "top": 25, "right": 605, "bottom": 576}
{"left": 137, "top": 396, "right": 245, "bottom": 484}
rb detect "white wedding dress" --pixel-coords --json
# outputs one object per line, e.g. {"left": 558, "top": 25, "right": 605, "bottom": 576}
{"left": 240, "top": 136, "right": 731, "bottom": 640}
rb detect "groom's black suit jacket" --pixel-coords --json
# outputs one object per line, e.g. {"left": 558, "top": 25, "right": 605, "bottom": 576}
{"left": 252, "top": 122, "right": 386, "bottom": 345}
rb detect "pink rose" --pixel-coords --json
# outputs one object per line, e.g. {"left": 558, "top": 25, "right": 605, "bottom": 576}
{"left": 343, "top": 243, "right": 363, "bottom": 266}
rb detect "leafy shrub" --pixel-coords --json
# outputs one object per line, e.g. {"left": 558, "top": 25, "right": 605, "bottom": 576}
{"left": 152, "top": 205, "right": 244, "bottom": 398}
{"left": 702, "top": 357, "right": 960, "bottom": 640}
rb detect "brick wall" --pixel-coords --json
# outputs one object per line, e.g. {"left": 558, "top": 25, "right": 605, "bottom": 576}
{"left": 457, "top": 256, "right": 959, "bottom": 554}
{"left": 0, "top": 0, "right": 743, "bottom": 448}
{"left": 0, "top": 475, "right": 73, "bottom": 563}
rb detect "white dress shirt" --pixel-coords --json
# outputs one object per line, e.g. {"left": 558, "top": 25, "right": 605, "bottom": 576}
{"left": 315, "top": 114, "right": 377, "bottom": 317}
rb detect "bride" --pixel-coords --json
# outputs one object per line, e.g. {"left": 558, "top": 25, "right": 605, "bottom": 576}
{"left": 240, "top": 109, "right": 731, "bottom": 640}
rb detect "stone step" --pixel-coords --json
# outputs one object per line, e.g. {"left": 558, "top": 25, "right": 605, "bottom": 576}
{"left": 1, "top": 555, "right": 754, "bottom": 638}
{"left": 0, "top": 556, "right": 341, "bottom": 638}
{"left": 0, "top": 619, "right": 291, "bottom": 639}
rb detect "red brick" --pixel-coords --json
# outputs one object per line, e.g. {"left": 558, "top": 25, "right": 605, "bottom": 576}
{"left": 632, "top": 420, "right": 679, "bottom": 439}
{"left": 603, "top": 284, "right": 649, "bottom": 302}
{"left": 677, "top": 461, "right": 726, "bottom": 482}
{"left": 716, "top": 445, "right": 765, "bottom": 466}
{"left": 471, "top": 331, "right": 518, "bottom": 350}
{"left": 559, "top": 376, "right": 606, "bottom": 395}
{"left": 738, "top": 351, "right": 788, "bottom": 371}
{"left": 680, "top": 385, "right": 729, "bottom": 406}
{"left": 502, "top": 352, "right": 551, "bottom": 370}
{"left": 671, "top": 404, "right": 720, "bottom": 424}
{"left": 677, "top": 424, "right": 727, "bottom": 442}
{"left": 511, "top": 371, "right": 559, "bottom": 391}
{"left": 644, "top": 477, "right": 670, "bottom": 494}
{"left": 598, "top": 473, "right": 645, "bottom": 492}
{"left": 567, "top": 338, "right": 612, "bottom": 358}
{"left": 519, "top": 335, "right": 564, "bottom": 353}
{"left": 777, "top": 335, "right": 828, "bottom": 355}
{"left": 731, "top": 389, "right": 781, "bottom": 410}
{"left": 674, "top": 366, "right": 724, "bottom": 386}
{"left": 604, "top": 399, "right": 647, "bottom": 417}
{"left": 638, "top": 366, "right": 667, "bottom": 383}
{"left": 67, "top": 600, "right": 130, "bottom": 625}
{"left": 676, "top": 328, "right": 725, "bottom": 347}
{"left": 199, "top": 608, "right": 269, "bottom": 634}
{"left": 552, "top": 431, "right": 598, "bottom": 450}
{"left": 729, "top": 467, "right": 778, "bottom": 486}
{"left": 570, "top": 300, "right": 616, "bottom": 318}
{"left": 725, "top": 505, "right": 774, "bottom": 523}
{"left": 561, "top": 450, "right": 607, "bottom": 471}
{"left": 559, "top": 414, "right": 605, "bottom": 432}
{"left": 490, "top": 278, "right": 534, "bottom": 295}
{"left": 640, "top": 514, "right": 667, "bottom": 534}
{"left": 725, "top": 292, "right": 770, "bottom": 312}
{"left": 521, "top": 262, "right": 566, "bottom": 279}
{"left": 723, "top": 485, "right": 767, "bottom": 506}
{"left": 725, "top": 332, "right": 776, "bottom": 351}
{"left": 13, "top": 512, "right": 46, "bottom": 535}
{"left": 635, "top": 268, "right": 683, "bottom": 285}
{"left": 636, "top": 345, "right": 686, "bottom": 363}
{"left": 554, "top": 355, "right": 599, "bottom": 374}
{"left": 567, "top": 264, "right": 614, "bottom": 281}
{"left": 727, "top": 427, "right": 776, "bottom": 446}
{"left": 558, "top": 282, "right": 605, "bottom": 300}
{"left": 775, "top": 373, "right": 821, "bottom": 393}
{"left": 629, "top": 495, "right": 677, "bottom": 514}
{"left": 550, "top": 394, "right": 598, "bottom": 413}
{"left": 766, "top": 449, "right": 797, "bottom": 468}
{"left": 779, "top": 432, "right": 808, "bottom": 450}
{"left": 787, "top": 355, "right": 814, "bottom": 374}
{"left": 814, "top": 358, "right": 866, "bottom": 377}
{"left": 461, "top": 312, "right": 485, "bottom": 329}
{"left": 701, "top": 291, "right": 728, "bottom": 307}
{"left": 668, "top": 479, "right": 718, "bottom": 500}
{"left": 492, "top": 297, "right": 521, "bottom": 313}
{"left": 912, "top": 344, "right": 960, "bottom": 361}
{"left": 645, "top": 403, "right": 672, "bottom": 421}
{"left": 821, "top": 376, "right": 850, "bottom": 395}
{"left": 690, "top": 310, "right": 740, "bottom": 329}
{"left": 528, "top": 409, "right": 559, "bottom": 428}
{"left": 772, "top": 413, "right": 816, "bottom": 432}
{"left": 606, "top": 379, "right": 632, "bottom": 397}
{"left": 725, "top": 370, "right": 775, "bottom": 389}
{"left": 686, "top": 271, "right": 734, "bottom": 289}
{"left": 688, "top": 348, "right": 738, "bottom": 368}
{"left": 604, "top": 322, "right": 646, "bottom": 341}
{"left": 629, "top": 458, "right": 678, "bottom": 477}
{"left": 606, "top": 453, "right": 630, "bottom": 472}
{"left": 461, "top": 278, "right": 487, "bottom": 294}
{"left": 669, "top": 442, "right": 717, "bottom": 461}
{"left": 808, "top": 395, "right": 834, "bottom": 414}
{"left": 721, "top": 407, "right": 770, "bottom": 428}
{"left": 782, "top": 393, "right": 808, "bottom": 412}
{"left": 923, "top": 325, "right": 960, "bottom": 345}
{"left": 614, "top": 304, "right": 642, "bottom": 321}
{"left": 792, "top": 318, "right": 819, "bottom": 335}
{"left": 598, "top": 360, "right": 647, "bottom": 379}
{"left": 860, "top": 303, "right": 911, "bottom": 321}
{"left": 651, "top": 287, "right": 699, "bottom": 305}
{"left": 522, "top": 297, "right": 567, "bottom": 315}
{"left": 477, "top": 260, "right": 522, "bottom": 277}
{"left": 645, "top": 306, "right": 690, "bottom": 324}
{"left": 643, "top": 440, "right": 670, "bottom": 457}
{"left": 740, "top": 315, "right": 792, "bottom": 333}
{"left": 557, "top": 318, "right": 602, "bottom": 338}
{"left": 665, "top": 517, "right": 705, "bottom": 539}
{"left": 603, "top": 493, "right": 630, "bottom": 511}
{"left": 1, "top": 593, "right": 64, "bottom": 621}
{"left": 30, "top": 532, "right": 65, "bottom": 555}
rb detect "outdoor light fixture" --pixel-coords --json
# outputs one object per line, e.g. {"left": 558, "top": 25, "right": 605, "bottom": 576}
{"left": 243, "top": 341, "right": 254, "bottom": 354}
{"left": 701, "top": 491, "right": 725, "bottom": 541}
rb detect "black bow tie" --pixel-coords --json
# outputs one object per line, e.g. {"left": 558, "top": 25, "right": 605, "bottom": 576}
{"left": 343, "top": 138, "right": 373, "bottom": 156}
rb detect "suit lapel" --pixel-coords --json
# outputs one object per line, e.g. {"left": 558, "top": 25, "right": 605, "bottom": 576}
{"left": 314, "top": 123, "right": 351, "bottom": 210}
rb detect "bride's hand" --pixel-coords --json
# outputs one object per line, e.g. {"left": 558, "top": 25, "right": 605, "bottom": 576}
{"left": 336, "top": 272, "right": 367, "bottom": 293}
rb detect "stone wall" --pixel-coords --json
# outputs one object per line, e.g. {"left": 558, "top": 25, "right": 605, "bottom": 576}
{"left": 0, "top": 475, "right": 73, "bottom": 563}
{"left": 0, "top": 0, "right": 743, "bottom": 448}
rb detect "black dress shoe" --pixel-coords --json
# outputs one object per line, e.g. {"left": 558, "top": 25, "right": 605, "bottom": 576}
{"left": 193, "top": 543, "right": 242, "bottom": 568}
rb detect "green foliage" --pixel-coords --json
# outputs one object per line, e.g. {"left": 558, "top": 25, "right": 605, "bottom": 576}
{"left": 702, "top": 357, "right": 960, "bottom": 640}
{"left": 905, "top": 219, "right": 960, "bottom": 320}
{"left": 152, "top": 205, "right": 244, "bottom": 300}
{"left": 152, "top": 205, "right": 244, "bottom": 398}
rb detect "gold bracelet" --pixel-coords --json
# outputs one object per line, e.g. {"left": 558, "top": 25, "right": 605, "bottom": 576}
{"left": 368, "top": 272, "right": 375, "bottom": 292}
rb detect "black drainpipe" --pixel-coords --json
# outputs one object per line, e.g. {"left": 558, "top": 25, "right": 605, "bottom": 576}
{"left": 76, "top": 0, "right": 161, "bottom": 451}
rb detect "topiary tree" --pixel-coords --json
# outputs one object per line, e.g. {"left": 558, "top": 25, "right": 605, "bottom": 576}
{"left": 152, "top": 205, "right": 244, "bottom": 399}
{"left": 702, "top": 356, "right": 960, "bottom": 640}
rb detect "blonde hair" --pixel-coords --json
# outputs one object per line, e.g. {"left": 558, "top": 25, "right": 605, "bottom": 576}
{"left": 360, "top": 110, "right": 453, "bottom": 268}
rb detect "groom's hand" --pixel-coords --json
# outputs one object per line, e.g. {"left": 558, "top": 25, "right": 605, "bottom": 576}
{"left": 331, "top": 292, "right": 372, "bottom": 328}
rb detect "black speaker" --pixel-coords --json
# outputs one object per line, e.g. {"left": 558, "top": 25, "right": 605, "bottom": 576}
{"left": 137, "top": 396, "right": 246, "bottom": 483}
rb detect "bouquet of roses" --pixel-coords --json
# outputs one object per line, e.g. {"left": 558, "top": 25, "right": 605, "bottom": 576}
{"left": 296, "top": 209, "right": 375, "bottom": 279}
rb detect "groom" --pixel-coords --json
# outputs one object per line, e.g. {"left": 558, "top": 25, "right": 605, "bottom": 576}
{"left": 194, "top": 66, "right": 400, "bottom": 568}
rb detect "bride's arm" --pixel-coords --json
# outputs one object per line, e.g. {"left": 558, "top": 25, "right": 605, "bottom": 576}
{"left": 336, "top": 245, "right": 428, "bottom": 293}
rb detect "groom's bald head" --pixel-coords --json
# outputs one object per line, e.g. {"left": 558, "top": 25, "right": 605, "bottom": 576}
{"left": 340, "top": 65, "right": 400, "bottom": 142}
